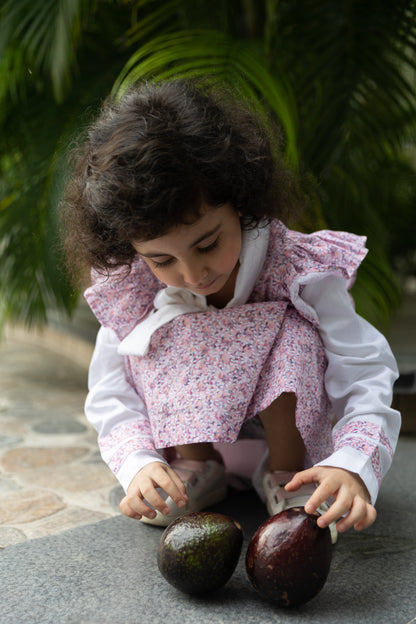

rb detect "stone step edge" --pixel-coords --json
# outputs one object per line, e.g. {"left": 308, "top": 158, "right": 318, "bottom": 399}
{"left": 4, "top": 323, "right": 94, "bottom": 371}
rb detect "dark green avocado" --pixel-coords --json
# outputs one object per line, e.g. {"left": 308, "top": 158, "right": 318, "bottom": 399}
{"left": 246, "top": 507, "right": 332, "bottom": 607}
{"left": 157, "top": 511, "right": 244, "bottom": 595}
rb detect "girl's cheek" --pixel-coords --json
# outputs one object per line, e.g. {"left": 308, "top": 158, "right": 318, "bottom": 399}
{"left": 154, "top": 268, "right": 180, "bottom": 287}
{"left": 143, "top": 259, "right": 169, "bottom": 282}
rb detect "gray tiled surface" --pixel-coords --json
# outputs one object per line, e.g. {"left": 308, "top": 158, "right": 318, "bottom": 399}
{"left": 0, "top": 436, "right": 415, "bottom": 623}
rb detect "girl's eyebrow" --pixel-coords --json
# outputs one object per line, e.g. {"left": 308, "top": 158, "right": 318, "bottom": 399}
{"left": 190, "top": 223, "right": 221, "bottom": 247}
{"left": 138, "top": 224, "right": 221, "bottom": 258}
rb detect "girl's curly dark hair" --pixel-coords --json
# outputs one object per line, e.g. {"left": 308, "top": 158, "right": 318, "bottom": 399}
{"left": 61, "top": 79, "right": 301, "bottom": 282}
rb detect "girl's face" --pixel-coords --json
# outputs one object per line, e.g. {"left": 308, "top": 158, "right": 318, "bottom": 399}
{"left": 132, "top": 203, "right": 242, "bottom": 301}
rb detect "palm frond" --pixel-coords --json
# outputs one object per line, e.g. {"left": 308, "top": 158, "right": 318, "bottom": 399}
{"left": 274, "top": 0, "right": 416, "bottom": 170}
{"left": 0, "top": 0, "right": 97, "bottom": 101}
{"left": 125, "top": 0, "right": 182, "bottom": 45}
{"left": 0, "top": 4, "right": 134, "bottom": 327}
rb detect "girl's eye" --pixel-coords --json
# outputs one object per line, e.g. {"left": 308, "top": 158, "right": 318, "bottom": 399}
{"left": 198, "top": 237, "right": 219, "bottom": 254}
{"left": 149, "top": 235, "right": 220, "bottom": 268}
{"left": 151, "top": 257, "right": 175, "bottom": 268}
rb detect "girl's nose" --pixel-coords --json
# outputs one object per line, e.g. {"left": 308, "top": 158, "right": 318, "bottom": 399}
{"left": 181, "top": 262, "right": 208, "bottom": 286}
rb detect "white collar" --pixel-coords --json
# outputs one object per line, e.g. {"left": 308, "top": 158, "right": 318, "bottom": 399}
{"left": 118, "top": 222, "right": 270, "bottom": 356}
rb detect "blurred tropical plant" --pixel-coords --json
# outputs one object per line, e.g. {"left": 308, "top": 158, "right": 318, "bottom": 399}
{"left": 0, "top": 0, "right": 134, "bottom": 327}
{"left": 1, "top": 0, "right": 415, "bottom": 332}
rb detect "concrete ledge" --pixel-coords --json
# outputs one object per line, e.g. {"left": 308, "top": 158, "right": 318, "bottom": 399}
{"left": 4, "top": 323, "right": 94, "bottom": 371}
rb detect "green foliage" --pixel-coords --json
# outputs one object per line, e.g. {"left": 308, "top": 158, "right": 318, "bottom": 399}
{"left": 0, "top": 0, "right": 415, "bottom": 331}
{"left": 0, "top": 0, "right": 94, "bottom": 102}
{"left": 272, "top": 1, "right": 416, "bottom": 327}
{"left": 0, "top": 0, "right": 133, "bottom": 326}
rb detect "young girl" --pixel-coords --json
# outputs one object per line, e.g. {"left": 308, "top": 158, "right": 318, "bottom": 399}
{"left": 62, "top": 79, "right": 400, "bottom": 543}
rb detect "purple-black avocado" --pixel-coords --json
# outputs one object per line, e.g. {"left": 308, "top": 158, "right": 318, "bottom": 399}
{"left": 246, "top": 507, "right": 332, "bottom": 607}
{"left": 157, "top": 511, "right": 244, "bottom": 595}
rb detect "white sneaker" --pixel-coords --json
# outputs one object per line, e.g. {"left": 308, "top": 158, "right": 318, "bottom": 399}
{"left": 140, "top": 458, "right": 227, "bottom": 526}
{"left": 263, "top": 470, "right": 317, "bottom": 514}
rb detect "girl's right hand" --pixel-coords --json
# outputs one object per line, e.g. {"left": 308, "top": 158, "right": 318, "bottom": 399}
{"left": 119, "top": 462, "right": 188, "bottom": 521}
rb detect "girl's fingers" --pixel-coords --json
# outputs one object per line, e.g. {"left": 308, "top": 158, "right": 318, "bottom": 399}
{"left": 311, "top": 490, "right": 377, "bottom": 533}
{"left": 303, "top": 479, "right": 340, "bottom": 516}
{"left": 284, "top": 466, "right": 377, "bottom": 534}
{"left": 335, "top": 497, "right": 366, "bottom": 532}
{"left": 338, "top": 499, "right": 377, "bottom": 532}
{"left": 121, "top": 465, "right": 189, "bottom": 520}
{"left": 139, "top": 481, "right": 172, "bottom": 515}
{"left": 119, "top": 496, "right": 145, "bottom": 520}
{"left": 148, "top": 466, "right": 189, "bottom": 510}
{"left": 316, "top": 495, "right": 352, "bottom": 529}
{"left": 354, "top": 504, "right": 377, "bottom": 531}
{"left": 285, "top": 467, "right": 327, "bottom": 493}
{"left": 284, "top": 471, "right": 312, "bottom": 491}
{"left": 164, "top": 467, "right": 189, "bottom": 503}
{"left": 122, "top": 485, "right": 164, "bottom": 518}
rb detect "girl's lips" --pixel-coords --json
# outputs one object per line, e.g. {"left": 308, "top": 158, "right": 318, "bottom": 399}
{"left": 195, "top": 277, "right": 218, "bottom": 291}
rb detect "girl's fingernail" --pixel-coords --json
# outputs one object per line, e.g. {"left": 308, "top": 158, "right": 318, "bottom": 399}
{"left": 177, "top": 499, "right": 186, "bottom": 508}
{"left": 147, "top": 511, "right": 156, "bottom": 519}
{"left": 305, "top": 504, "right": 314, "bottom": 513}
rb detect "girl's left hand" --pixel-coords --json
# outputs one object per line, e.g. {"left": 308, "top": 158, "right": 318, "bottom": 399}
{"left": 284, "top": 466, "right": 377, "bottom": 533}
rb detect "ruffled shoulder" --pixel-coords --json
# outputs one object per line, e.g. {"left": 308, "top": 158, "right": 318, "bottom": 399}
{"left": 262, "top": 220, "right": 368, "bottom": 324}
{"left": 84, "top": 257, "right": 162, "bottom": 340}
{"left": 275, "top": 220, "right": 368, "bottom": 285}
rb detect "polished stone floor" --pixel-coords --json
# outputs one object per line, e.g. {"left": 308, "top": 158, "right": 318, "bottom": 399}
{"left": 0, "top": 333, "right": 120, "bottom": 548}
